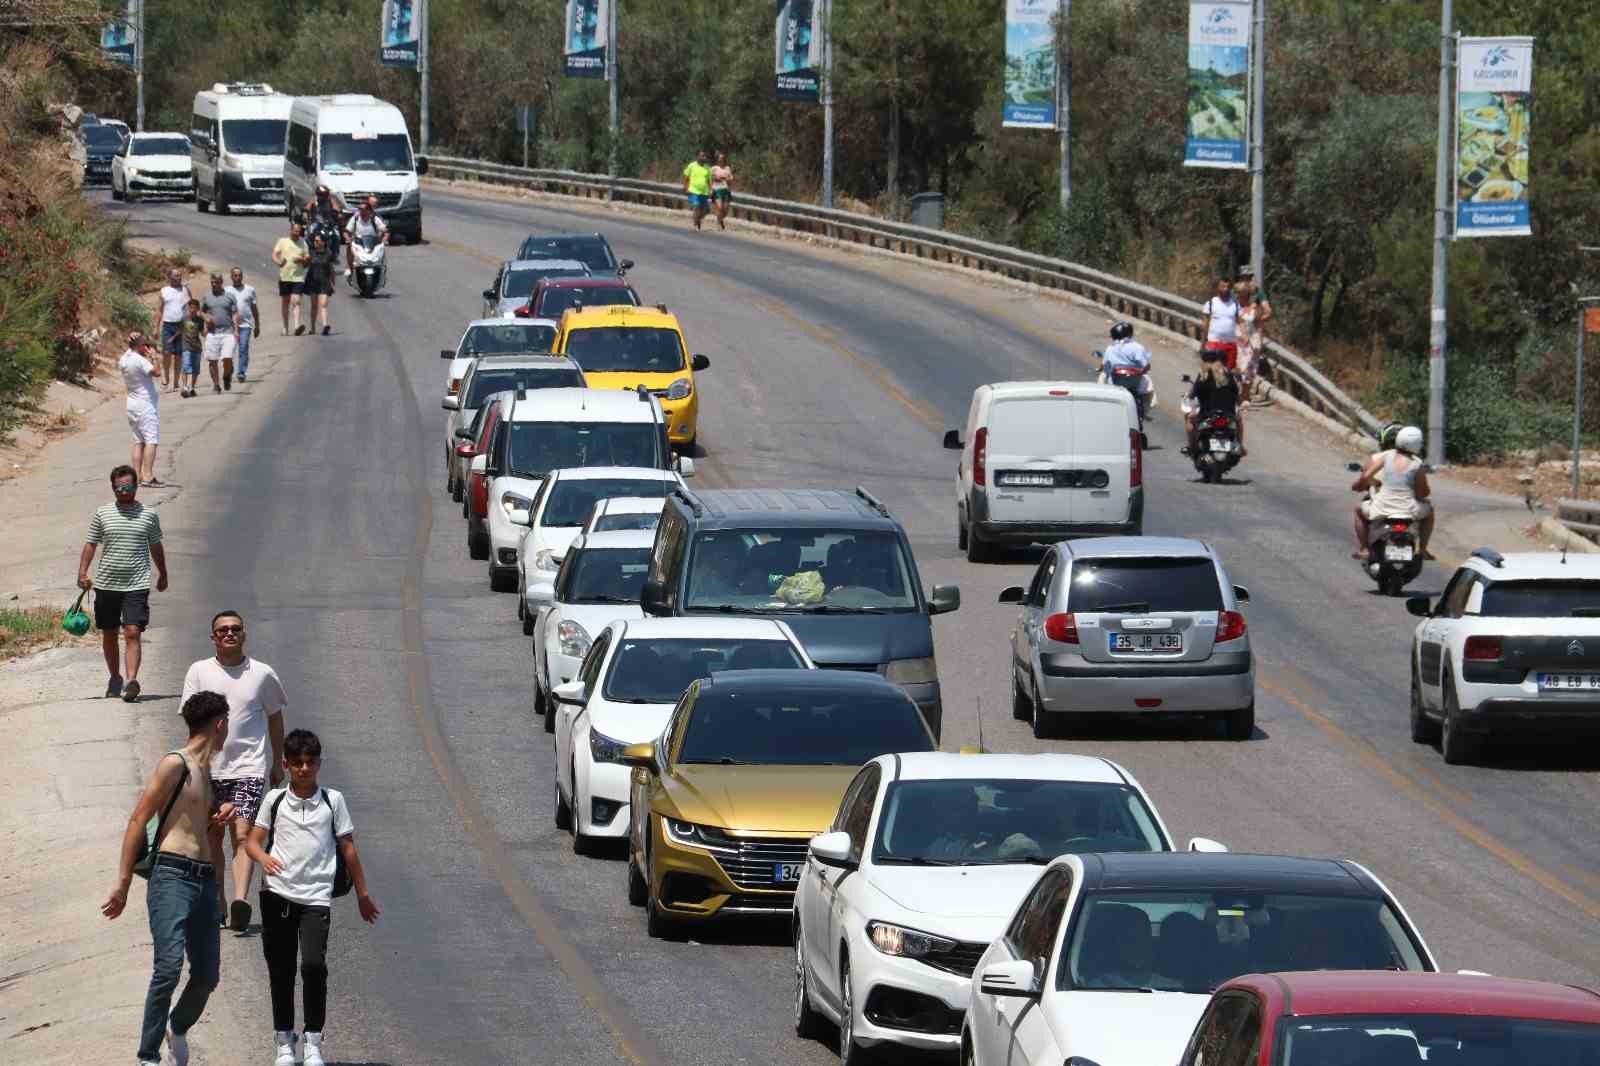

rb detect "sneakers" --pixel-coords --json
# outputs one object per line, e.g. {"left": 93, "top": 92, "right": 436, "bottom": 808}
{"left": 106, "top": 674, "right": 123, "bottom": 699}
{"left": 122, "top": 679, "right": 141, "bottom": 703}
{"left": 294, "top": 324, "right": 306, "bottom": 336}
{"left": 272, "top": 1031, "right": 297, "bottom": 1066}
{"left": 302, "top": 1031, "right": 325, "bottom": 1066}
{"left": 229, "top": 899, "right": 251, "bottom": 932}
{"left": 237, "top": 372, "right": 248, "bottom": 382}
{"left": 166, "top": 1025, "right": 189, "bottom": 1066}
{"left": 321, "top": 325, "right": 331, "bottom": 336}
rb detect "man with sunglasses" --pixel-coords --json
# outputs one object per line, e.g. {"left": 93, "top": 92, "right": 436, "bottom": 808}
{"left": 78, "top": 465, "right": 167, "bottom": 702}
{"left": 181, "top": 610, "right": 288, "bottom": 932}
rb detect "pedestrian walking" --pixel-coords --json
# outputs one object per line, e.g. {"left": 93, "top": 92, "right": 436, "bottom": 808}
{"left": 180, "top": 299, "right": 204, "bottom": 398}
{"left": 272, "top": 220, "right": 310, "bottom": 336}
{"left": 304, "top": 234, "right": 337, "bottom": 336}
{"left": 157, "top": 268, "right": 191, "bottom": 391}
{"left": 1199, "top": 277, "right": 1241, "bottom": 373}
{"left": 682, "top": 149, "right": 712, "bottom": 231}
{"left": 225, "top": 268, "right": 260, "bottom": 383}
{"left": 245, "top": 728, "right": 379, "bottom": 1066}
{"left": 201, "top": 273, "right": 239, "bottom": 393}
{"left": 181, "top": 610, "right": 287, "bottom": 932}
{"left": 1236, "top": 271, "right": 1274, "bottom": 404}
{"left": 120, "top": 331, "right": 162, "bottom": 486}
{"left": 710, "top": 152, "right": 734, "bottom": 231}
{"left": 103, "top": 690, "right": 231, "bottom": 1066}
{"left": 78, "top": 465, "right": 167, "bottom": 702}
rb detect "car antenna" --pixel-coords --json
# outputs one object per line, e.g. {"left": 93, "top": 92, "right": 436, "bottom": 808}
{"left": 975, "top": 695, "right": 984, "bottom": 754}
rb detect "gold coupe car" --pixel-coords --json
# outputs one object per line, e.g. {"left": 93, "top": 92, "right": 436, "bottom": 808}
{"left": 622, "top": 668, "right": 937, "bottom": 937}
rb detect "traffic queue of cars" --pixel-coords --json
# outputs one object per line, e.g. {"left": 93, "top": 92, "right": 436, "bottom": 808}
{"left": 437, "top": 232, "right": 1599, "bottom": 1066}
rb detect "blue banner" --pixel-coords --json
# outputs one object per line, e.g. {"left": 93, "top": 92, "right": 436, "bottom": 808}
{"left": 101, "top": 8, "right": 135, "bottom": 68}
{"left": 565, "top": 0, "right": 608, "bottom": 79}
{"left": 1454, "top": 37, "right": 1533, "bottom": 238}
{"left": 1003, "top": 0, "right": 1058, "bottom": 129}
{"left": 381, "top": 0, "right": 419, "bottom": 70}
{"left": 1184, "top": 0, "right": 1251, "bottom": 169}
{"left": 775, "top": 0, "right": 822, "bottom": 103}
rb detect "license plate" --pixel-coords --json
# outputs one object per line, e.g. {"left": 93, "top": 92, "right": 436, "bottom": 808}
{"left": 1111, "top": 632, "right": 1183, "bottom": 653}
{"left": 774, "top": 862, "right": 802, "bottom": 883}
{"left": 999, "top": 472, "right": 1054, "bottom": 487}
{"left": 1537, "top": 673, "right": 1600, "bottom": 691}
{"left": 1209, "top": 441, "right": 1235, "bottom": 454}
{"left": 1388, "top": 545, "right": 1415, "bottom": 562}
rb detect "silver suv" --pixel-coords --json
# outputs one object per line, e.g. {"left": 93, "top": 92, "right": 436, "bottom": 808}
{"left": 999, "top": 537, "right": 1255, "bottom": 739}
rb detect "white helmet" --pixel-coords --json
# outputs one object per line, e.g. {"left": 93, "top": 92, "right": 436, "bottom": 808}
{"left": 1395, "top": 426, "right": 1424, "bottom": 455}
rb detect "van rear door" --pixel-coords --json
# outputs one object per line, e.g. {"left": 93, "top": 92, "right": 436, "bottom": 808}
{"left": 1070, "top": 394, "right": 1133, "bottom": 527}
{"left": 983, "top": 394, "right": 1076, "bottom": 527}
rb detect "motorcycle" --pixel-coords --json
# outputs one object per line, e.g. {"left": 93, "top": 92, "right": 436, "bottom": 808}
{"left": 1093, "top": 350, "right": 1151, "bottom": 449}
{"left": 1181, "top": 380, "right": 1243, "bottom": 483}
{"left": 350, "top": 231, "right": 387, "bottom": 298}
{"left": 1346, "top": 461, "right": 1425, "bottom": 596}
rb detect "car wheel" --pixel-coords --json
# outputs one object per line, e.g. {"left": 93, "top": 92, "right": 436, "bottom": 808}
{"left": 645, "top": 835, "right": 680, "bottom": 940}
{"left": 1011, "top": 666, "right": 1032, "bottom": 722}
{"left": 490, "top": 566, "right": 518, "bottom": 593}
{"left": 793, "top": 924, "right": 826, "bottom": 1041}
{"left": 1440, "top": 673, "right": 1482, "bottom": 766}
{"left": 214, "top": 180, "right": 229, "bottom": 215}
{"left": 1222, "top": 702, "right": 1255, "bottom": 740}
{"left": 451, "top": 472, "right": 464, "bottom": 503}
{"left": 962, "top": 1032, "right": 978, "bottom": 1066}
{"left": 111, "top": 182, "right": 124, "bottom": 202}
{"left": 521, "top": 605, "right": 535, "bottom": 636}
{"left": 1410, "top": 664, "right": 1441, "bottom": 745}
{"left": 541, "top": 680, "right": 556, "bottom": 734}
{"left": 570, "top": 760, "right": 595, "bottom": 855}
{"left": 1030, "top": 690, "right": 1056, "bottom": 739}
{"left": 468, "top": 520, "right": 489, "bottom": 561}
{"left": 553, "top": 777, "right": 572, "bottom": 830}
{"left": 626, "top": 840, "right": 649, "bottom": 906}
{"left": 838, "top": 954, "right": 875, "bottom": 1065}
{"left": 957, "top": 514, "right": 968, "bottom": 551}
{"left": 965, "top": 525, "right": 991, "bottom": 564}
{"left": 195, "top": 186, "right": 207, "bottom": 211}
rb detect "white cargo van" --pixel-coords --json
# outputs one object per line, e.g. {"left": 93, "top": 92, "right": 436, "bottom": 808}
{"left": 943, "top": 381, "right": 1142, "bottom": 562}
{"left": 190, "top": 83, "right": 293, "bottom": 214}
{"left": 283, "top": 94, "right": 427, "bottom": 242}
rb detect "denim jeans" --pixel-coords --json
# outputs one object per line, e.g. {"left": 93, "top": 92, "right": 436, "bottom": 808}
{"left": 236, "top": 325, "right": 253, "bottom": 378}
{"left": 139, "top": 855, "right": 220, "bottom": 1062}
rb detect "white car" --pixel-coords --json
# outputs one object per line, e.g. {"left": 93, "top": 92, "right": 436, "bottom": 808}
{"left": 793, "top": 752, "right": 1211, "bottom": 1060}
{"left": 584, "top": 495, "right": 665, "bottom": 534}
{"left": 481, "top": 259, "right": 590, "bottom": 318}
{"left": 533, "top": 531, "right": 655, "bottom": 724}
{"left": 549, "top": 617, "right": 814, "bottom": 852}
{"left": 443, "top": 350, "right": 581, "bottom": 500}
{"left": 440, "top": 317, "right": 561, "bottom": 402}
{"left": 516, "top": 467, "right": 683, "bottom": 625}
{"left": 959, "top": 852, "right": 1437, "bottom": 1066}
{"left": 1408, "top": 548, "right": 1600, "bottom": 764}
{"left": 111, "top": 132, "right": 197, "bottom": 202}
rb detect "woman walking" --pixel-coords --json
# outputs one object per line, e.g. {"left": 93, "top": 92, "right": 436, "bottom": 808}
{"left": 1236, "top": 277, "right": 1273, "bottom": 403}
{"left": 304, "top": 234, "right": 337, "bottom": 336}
{"left": 272, "top": 221, "right": 310, "bottom": 336}
{"left": 710, "top": 152, "right": 734, "bottom": 231}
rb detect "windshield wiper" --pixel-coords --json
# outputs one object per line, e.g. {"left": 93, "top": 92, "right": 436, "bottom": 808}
{"left": 1095, "top": 601, "right": 1152, "bottom": 614}
{"left": 577, "top": 596, "right": 639, "bottom": 604}
{"left": 1078, "top": 986, "right": 1157, "bottom": 993}
{"left": 701, "top": 604, "right": 770, "bottom": 614}
{"left": 875, "top": 856, "right": 963, "bottom": 866}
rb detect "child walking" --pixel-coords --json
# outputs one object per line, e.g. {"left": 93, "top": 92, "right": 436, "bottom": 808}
{"left": 245, "top": 729, "right": 379, "bottom": 1066}
{"left": 180, "top": 299, "right": 205, "bottom": 398}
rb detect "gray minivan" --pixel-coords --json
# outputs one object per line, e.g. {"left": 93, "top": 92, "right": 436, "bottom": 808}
{"left": 641, "top": 487, "right": 960, "bottom": 740}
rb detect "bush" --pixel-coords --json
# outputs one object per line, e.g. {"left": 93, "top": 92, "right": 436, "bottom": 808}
{"left": 1373, "top": 352, "right": 1574, "bottom": 464}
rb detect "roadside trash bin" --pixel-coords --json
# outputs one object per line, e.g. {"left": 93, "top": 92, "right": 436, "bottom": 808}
{"left": 910, "top": 192, "right": 945, "bottom": 230}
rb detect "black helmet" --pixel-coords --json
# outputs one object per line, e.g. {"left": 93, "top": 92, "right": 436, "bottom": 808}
{"left": 1109, "top": 321, "right": 1134, "bottom": 341}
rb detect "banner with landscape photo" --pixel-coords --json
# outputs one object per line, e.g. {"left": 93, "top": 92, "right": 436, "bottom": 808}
{"left": 1184, "top": 0, "right": 1251, "bottom": 168}
{"left": 1455, "top": 37, "right": 1533, "bottom": 238}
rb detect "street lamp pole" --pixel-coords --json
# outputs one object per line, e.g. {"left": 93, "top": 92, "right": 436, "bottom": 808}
{"left": 134, "top": 0, "right": 144, "bottom": 132}
{"left": 1427, "top": 0, "right": 1454, "bottom": 465}
{"left": 821, "top": 0, "right": 834, "bottom": 209}
{"left": 1248, "top": 0, "right": 1265, "bottom": 278}
{"left": 1057, "top": 0, "right": 1071, "bottom": 213}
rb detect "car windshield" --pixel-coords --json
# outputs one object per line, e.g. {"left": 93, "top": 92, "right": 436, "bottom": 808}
{"left": 685, "top": 529, "right": 918, "bottom": 613}
{"left": 508, "top": 421, "right": 663, "bottom": 477}
{"left": 605, "top": 639, "right": 805, "bottom": 704}
{"left": 543, "top": 478, "right": 670, "bottom": 527}
{"left": 1278, "top": 1014, "right": 1600, "bottom": 1066}
{"left": 503, "top": 266, "right": 588, "bottom": 299}
{"left": 519, "top": 235, "right": 617, "bottom": 272}
{"left": 1060, "top": 891, "right": 1427, "bottom": 994}
{"left": 557, "top": 547, "right": 651, "bottom": 605}
{"left": 464, "top": 366, "right": 583, "bottom": 409}
{"left": 221, "top": 119, "right": 287, "bottom": 155}
{"left": 84, "top": 126, "right": 124, "bottom": 148}
{"left": 461, "top": 323, "right": 557, "bottom": 355}
{"left": 1479, "top": 579, "right": 1600, "bottom": 618}
{"left": 536, "top": 285, "right": 639, "bottom": 318}
{"left": 132, "top": 137, "right": 192, "bottom": 156}
{"left": 872, "top": 780, "right": 1166, "bottom": 866}
{"left": 563, "top": 327, "right": 685, "bottom": 373}
{"left": 1067, "top": 557, "right": 1224, "bottom": 613}
{"left": 594, "top": 511, "right": 660, "bottom": 532}
{"left": 678, "top": 687, "right": 932, "bottom": 764}
{"left": 320, "top": 132, "right": 412, "bottom": 171}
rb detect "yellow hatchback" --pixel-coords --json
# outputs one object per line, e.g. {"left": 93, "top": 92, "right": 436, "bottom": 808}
{"left": 554, "top": 305, "right": 709, "bottom": 448}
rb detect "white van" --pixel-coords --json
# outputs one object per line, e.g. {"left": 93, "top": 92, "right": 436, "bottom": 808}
{"left": 943, "top": 381, "right": 1142, "bottom": 562}
{"left": 284, "top": 94, "right": 427, "bottom": 243}
{"left": 190, "top": 83, "right": 293, "bottom": 214}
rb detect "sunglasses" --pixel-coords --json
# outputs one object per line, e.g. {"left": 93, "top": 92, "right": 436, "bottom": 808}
{"left": 113, "top": 482, "right": 137, "bottom": 493}
{"left": 213, "top": 625, "right": 244, "bottom": 636}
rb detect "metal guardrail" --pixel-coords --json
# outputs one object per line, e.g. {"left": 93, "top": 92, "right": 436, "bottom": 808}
{"left": 425, "top": 154, "right": 1382, "bottom": 438}
{"left": 1556, "top": 498, "right": 1600, "bottom": 541}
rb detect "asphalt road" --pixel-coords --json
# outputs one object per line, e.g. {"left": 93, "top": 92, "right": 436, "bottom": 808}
{"left": 100, "top": 186, "right": 1599, "bottom": 1065}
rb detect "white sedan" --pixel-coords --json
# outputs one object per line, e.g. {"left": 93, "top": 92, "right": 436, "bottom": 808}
{"left": 111, "top": 132, "right": 196, "bottom": 202}
{"left": 549, "top": 617, "right": 814, "bottom": 853}
{"left": 583, "top": 495, "right": 665, "bottom": 534}
{"left": 794, "top": 752, "right": 1209, "bottom": 1061}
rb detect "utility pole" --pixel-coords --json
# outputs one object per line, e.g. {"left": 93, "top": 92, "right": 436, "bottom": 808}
{"left": 607, "top": 0, "right": 619, "bottom": 197}
{"left": 821, "top": 0, "right": 834, "bottom": 209}
{"left": 418, "top": 0, "right": 430, "bottom": 151}
{"left": 1574, "top": 246, "right": 1600, "bottom": 497}
{"left": 1427, "top": 0, "right": 1454, "bottom": 464}
{"left": 1058, "top": 0, "right": 1071, "bottom": 212}
{"left": 133, "top": 0, "right": 144, "bottom": 132}
{"left": 1248, "top": 0, "right": 1265, "bottom": 277}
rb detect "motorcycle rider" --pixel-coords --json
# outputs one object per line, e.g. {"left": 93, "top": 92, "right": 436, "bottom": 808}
{"left": 1184, "top": 349, "right": 1245, "bottom": 457}
{"left": 1100, "top": 321, "right": 1153, "bottom": 435}
{"left": 305, "top": 185, "right": 345, "bottom": 268}
{"left": 344, "top": 195, "right": 389, "bottom": 283}
{"left": 1351, "top": 424, "right": 1433, "bottom": 560}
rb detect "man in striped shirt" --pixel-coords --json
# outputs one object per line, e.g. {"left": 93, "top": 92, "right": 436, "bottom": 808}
{"left": 78, "top": 465, "right": 169, "bottom": 702}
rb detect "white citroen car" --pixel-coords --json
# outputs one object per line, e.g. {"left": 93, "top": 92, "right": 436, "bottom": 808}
{"left": 532, "top": 529, "right": 654, "bottom": 725}
{"left": 549, "top": 617, "right": 814, "bottom": 853}
{"left": 793, "top": 752, "right": 1219, "bottom": 1060}
{"left": 583, "top": 495, "right": 666, "bottom": 534}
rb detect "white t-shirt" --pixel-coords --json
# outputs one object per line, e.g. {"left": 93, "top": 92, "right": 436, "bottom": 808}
{"left": 224, "top": 284, "right": 257, "bottom": 327}
{"left": 119, "top": 349, "right": 158, "bottom": 410}
{"left": 159, "top": 285, "right": 190, "bottom": 324}
{"left": 180, "top": 656, "right": 288, "bottom": 779}
{"left": 1205, "top": 297, "right": 1240, "bottom": 343}
{"left": 254, "top": 786, "right": 354, "bottom": 906}
{"left": 346, "top": 213, "right": 387, "bottom": 241}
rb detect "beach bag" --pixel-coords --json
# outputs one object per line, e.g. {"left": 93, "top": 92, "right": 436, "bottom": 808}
{"left": 62, "top": 590, "right": 91, "bottom": 636}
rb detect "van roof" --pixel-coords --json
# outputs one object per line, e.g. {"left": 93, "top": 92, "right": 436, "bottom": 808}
{"left": 506, "top": 387, "right": 661, "bottom": 424}
{"left": 983, "top": 381, "right": 1130, "bottom": 402}
{"left": 290, "top": 96, "right": 409, "bottom": 133}
{"left": 672, "top": 488, "right": 900, "bottom": 532}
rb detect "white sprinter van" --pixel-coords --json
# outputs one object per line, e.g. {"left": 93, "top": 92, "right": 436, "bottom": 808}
{"left": 943, "top": 381, "right": 1143, "bottom": 562}
{"left": 283, "top": 94, "right": 427, "bottom": 243}
{"left": 190, "top": 83, "right": 293, "bottom": 214}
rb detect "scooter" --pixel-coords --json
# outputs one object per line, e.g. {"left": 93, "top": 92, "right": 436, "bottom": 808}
{"left": 350, "top": 231, "right": 387, "bottom": 298}
{"left": 1093, "top": 350, "right": 1151, "bottom": 449}
{"left": 1182, "top": 383, "right": 1244, "bottom": 483}
{"left": 1346, "top": 461, "right": 1425, "bottom": 596}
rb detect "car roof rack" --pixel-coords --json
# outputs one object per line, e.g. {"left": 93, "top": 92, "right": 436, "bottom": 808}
{"left": 1471, "top": 547, "right": 1505, "bottom": 568}
{"left": 656, "top": 303, "right": 669, "bottom": 313}
{"left": 854, "top": 485, "right": 891, "bottom": 517}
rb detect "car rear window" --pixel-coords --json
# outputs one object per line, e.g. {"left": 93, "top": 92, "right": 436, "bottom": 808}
{"left": 461, "top": 323, "right": 557, "bottom": 354}
{"left": 536, "top": 286, "right": 639, "bottom": 318}
{"left": 1066, "top": 557, "right": 1223, "bottom": 613}
{"left": 988, "top": 398, "right": 1073, "bottom": 454}
{"left": 1480, "top": 579, "right": 1600, "bottom": 618}
{"left": 465, "top": 366, "right": 584, "bottom": 408}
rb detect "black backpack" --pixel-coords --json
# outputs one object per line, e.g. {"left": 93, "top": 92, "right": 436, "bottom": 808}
{"left": 265, "top": 788, "right": 352, "bottom": 898}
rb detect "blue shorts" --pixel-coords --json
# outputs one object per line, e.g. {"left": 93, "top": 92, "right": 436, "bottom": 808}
{"left": 161, "top": 320, "right": 182, "bottom": 356}
{"left": 687, "top": 193, "right": 709, "bottom": 210}
{"left": 181, "top": 349, "right": 201, "bottom": 375}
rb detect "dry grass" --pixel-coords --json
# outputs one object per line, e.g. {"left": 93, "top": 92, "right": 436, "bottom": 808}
{"left": 0, "top": 604, "right": 89, "bottom": 661}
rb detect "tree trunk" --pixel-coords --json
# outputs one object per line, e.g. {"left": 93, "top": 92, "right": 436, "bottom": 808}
{"left": 1309, "top": 254, "right": 1336, "bottom": 352}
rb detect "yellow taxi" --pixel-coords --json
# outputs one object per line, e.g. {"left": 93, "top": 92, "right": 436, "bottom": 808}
{"left": 554, "top": 305, "right": 709, "bottom": 447}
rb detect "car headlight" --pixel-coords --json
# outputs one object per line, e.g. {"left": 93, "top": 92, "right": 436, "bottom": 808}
{"left": 588, "top": 727, "right": 627, "bottom": 763}
{"left": 501, "top": 491, "right": 533, "bottom": 518}
{"left": 884, "top": 656, "right": 939, "bottom": 685}
{"left": 557, "top": 619, "right": 590, "bottom": 658}
{"left": 866, "top": 920, "right": 957, "bottom": 958}
{"left": 663, "top": 818, "right": 738, "bottom": 853}
{"left": 665, "top": 377, "right": 692, "bottom": 401}
{"left": 534, "top": 549, "right": 562, "bottom": 572}
{"left": 124, "top": 166, "right": 140, "bottom": 178}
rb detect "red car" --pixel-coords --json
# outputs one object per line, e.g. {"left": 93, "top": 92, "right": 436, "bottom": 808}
{"left": 461, "top": 393, "right": 507, "bottom": 560}
{"left": 1180, "top": 970, "right": 1599, "bottom": 1066}
{"left": 512, "top": 276, "right": 640, "bottom": 320}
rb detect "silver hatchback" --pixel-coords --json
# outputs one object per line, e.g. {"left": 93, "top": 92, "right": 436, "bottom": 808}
{"left": 1000, "top": 537, "right": 1255, "bottom": 739}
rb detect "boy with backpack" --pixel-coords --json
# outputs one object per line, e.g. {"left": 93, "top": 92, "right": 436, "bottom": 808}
{"left": 245, "top": 729, "right": 379, "bottom": 1066}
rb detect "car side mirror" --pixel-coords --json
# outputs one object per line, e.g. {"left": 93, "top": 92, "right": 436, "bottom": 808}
{"left": 552, "top": 680, "right": 587, "bottom": 705}
{"left": 809, "top": 830, "right": 854, "bottom": 869}
{"left": 482, "top": 289, "right": 497, "bottom": 301}
{"left": 415, "top": 156, "right": 428, "bottom": 175}
{"left": 942, "top": 429, "right": 962, "bottom": 451}
{"left": 978, "top": 960, "right": 1040, "bottom": 999}
{"left": 928, "top": 584, "right": 961, "bottom": 615}
{"left": 508, "top": 506, "right": 532, "bottom": 527}
{"left": 674, "top": 456, "right": 696, "bottom": 478}
{"left": 441, "top": 395, "right": 461, "bottom": 411}
{"left": 454, "top": 427, "right": 476, "bottom": 440}
{"left": 641, "top": 578, "right": 669, "bottom": 616}
{"left": 1232, "top": 585, "right": 1250, "bottom": 605}
{"left": 440, "top": 348, "right": 455, "bottom": 359}
{"left": 1406, "top": 596, "right": 1432, "bottom": 618}
{"left": 619, "top": 259, "right": 635, "bottom": 274}
{"left": 1187, "top": 837, "right": 1229, "bottom": 853}
{"left": 691, "top": 353, "right": 710, "bottom": 371}
{"left": 1091, "top": 349, "right": 1104, "bottom": 360}
{"left": 454, "top": 443, "right": 477, "bottom": 459}
{"left": 470, "top": 453, "right": 488, "bottom": 473}
{"left": 619, "top": 742, "right": 657, "bottom": 771}
{"left": 998, "top": 585, "right": 1026, "bottom": 604}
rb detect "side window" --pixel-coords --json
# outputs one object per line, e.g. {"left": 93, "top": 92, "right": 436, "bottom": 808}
{"left": 209, "top": 119, "right": 219, "bottom": 149}
{"left": 651, "top": 508, "right": 688, "bottom": 606}
{"left": 1006, "top": 868, "right": 1068, "bottom": 965}
{"left": 577, "top": 630, "right": 611, "bottom": 691}
{"left": 190, "top": 113, "right": 205, "bottom": 145}
{"left": 661, "top": 683, "right": 699, "bottom": 763}
{"left": 489, "top": 421, "right": 507, "bottom": 471}
{"left": 1026, "top": 554, "right": 1058, "bottom": 607}
{"left": 1439, "top": 570, "right": 1475, "bottom": 618}
{"left": 1464, "top": 580, "right": 1485, "bottom": 616}
{"left": 1180, "top": 993, "right": 1258, "bottom": 1066}
{"left": 836, "top": 764, "right": 881, "bottom": 859}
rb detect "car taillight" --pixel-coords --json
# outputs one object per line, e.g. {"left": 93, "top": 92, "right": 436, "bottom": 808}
{"left": 512, "top": 305, "right": 531, "bottom": 318}
{"left": 1129, "top": 429, "right": 1142, "bottom": 487}
{"left": 1044, "top": 612, "right": 1079, "bottom": 644}
{"left": 973, "top": 426, "right": 988, "bottom": 487}
{"left": 1217, "top": 610, "right": 1248, "bottom": 643}
{"left": 1464, "top": 636, "right": 1502, "bottom": 660}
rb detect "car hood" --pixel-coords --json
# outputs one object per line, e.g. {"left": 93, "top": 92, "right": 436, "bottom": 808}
{"left": 491, "top": 298, "right": 527, "bottom": 317}
{"left": 580, "top": 368, "right": 690, "bottom": 391}
{"left": 663, "top": 763, "right": 858, "bottom": 834}
{"left": 1054, "top": 991, "right": 1207, "bottom": 1066}
{"left": 558, "top": 602, "right": 643, "bottom": 638}
{"left": 127, "top": 154, "right": 190, "bottom": 170}
{"left": 535, "top": 525, "right": 583, "bottom": 559}
{"left": 773, "top": 612, "right": 932, "bottom": 668}
{"left": 588, "top": 699, "right": 674, "bottom": 745}
{"left": 868, "top": 864, "right": 1043, "bottom": 921}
